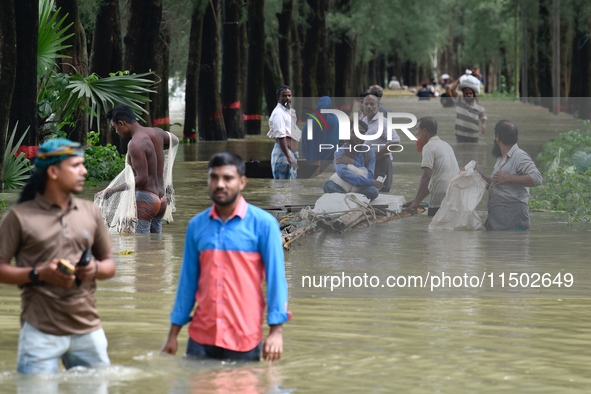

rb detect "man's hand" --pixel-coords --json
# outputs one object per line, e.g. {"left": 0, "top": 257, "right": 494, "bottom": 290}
{"left": 161, "top": 337, "right": 178, "bottom": 356}
{"left": 372, "top": 180, "right": 384, "bottom": 189}
{"left": 39, "top": 259, "right": 75, "bottom": 288}
{"left": 289, "top": 157, "right": 299, "bottom": 171}
{"left": 492, "top": 171, "right": 513, "bottom": 186}
{"left": 480, "top": 125, "right": 486, "bottom": 134}
{"left": 404, "top": 201, "right": 419, "bottom": 213}
{"left": 262, "top": 325, "right": 283, "bottom": 362}
{"left": 95, "top": 188, "right": 111, "bottom": 200}
{"left": 75, "top": 259, "right": 98, "bottom": 283}
{"left": 335, "top": 156, "right": 355, "bottom": 165}
{"left": 161, "top": 325, "right": 182, "bottom": 356}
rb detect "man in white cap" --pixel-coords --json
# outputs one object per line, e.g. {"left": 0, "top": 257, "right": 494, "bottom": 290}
{"left": 446, "top": 71, "right": 488, "bottom": 143}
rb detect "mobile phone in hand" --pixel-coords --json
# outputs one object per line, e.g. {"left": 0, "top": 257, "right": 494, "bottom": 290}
{"left": 57, "top": 259, "right": 75, "bottom": 275}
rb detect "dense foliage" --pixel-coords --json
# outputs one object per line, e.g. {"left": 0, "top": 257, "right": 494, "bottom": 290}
{"left": 83, "top": 131, "right": 125, "bottom": 184}
{"left": 530, "top": 122, "right": 591, "bottom": 222}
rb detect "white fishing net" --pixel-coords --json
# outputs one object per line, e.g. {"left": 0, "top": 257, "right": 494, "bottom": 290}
{"left": 94, "top": 132, "right": 179, "bottom": 234}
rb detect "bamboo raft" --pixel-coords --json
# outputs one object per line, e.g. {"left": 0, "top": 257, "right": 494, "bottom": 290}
{"left": 276, "top": 195, "right": 425, "bottom": 250}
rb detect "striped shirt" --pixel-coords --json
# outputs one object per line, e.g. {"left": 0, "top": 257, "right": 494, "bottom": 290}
{"left": 485, "top": 144, "right": 543, "bottom": 230}
{"left": 454, "top": 98, "right": 487, "bottom": 138}
{"left": 170, "top": 196, "right": 290, "bottom": 351}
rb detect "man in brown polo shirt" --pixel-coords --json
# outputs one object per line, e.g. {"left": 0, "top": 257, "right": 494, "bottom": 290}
{"left": 0, "top": 139, "right": 116, "bottom": 374}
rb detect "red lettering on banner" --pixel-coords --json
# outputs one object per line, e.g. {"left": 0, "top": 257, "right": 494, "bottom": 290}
{"left": 16, "top": 146, "right": 38, "bottom": 160}
{"left": 153, "top": 117, "right": 170, "bottom": 126}
{"left": 243, "top": 114, "right": 261, "bottom": 121}
{"left": 222, "top": 101, "right": 241, "bottom": 109}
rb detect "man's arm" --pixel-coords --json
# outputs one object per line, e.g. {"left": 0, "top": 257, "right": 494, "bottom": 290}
{"left": 446, "top": 78, "right": 460, "bottom": 98}
{"left": 492, "top": 172, "right": 537, "bottom": 187}
{"left": 75, "top": 256, "right": 116, "bottom": 282}
{"left": 162, "top": 324, "right": 183, "bottom": 356}
{"left": 406, "top": 167, "right": 432, "bottom": 211}
{"left": 262, "top": 324, "right": 283, "bottom": 362}
{"left": 0, "top": 257, "right": 76, "bottom": 288}
{"left": 494, "top": 153, "right": 543, "bottom": 187}
{"left": 277, "top": 137, "right": 298, "bottom": 170}
{"left": 260, "top": 216, "right": 290, "bottom": 361}
{"left": 480, "top": 117, "right": 487, "bottom": 134}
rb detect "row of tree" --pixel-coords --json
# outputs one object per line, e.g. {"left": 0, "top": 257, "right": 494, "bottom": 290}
{"left": 1, "top": 0, "right": 591, "bottom": 162}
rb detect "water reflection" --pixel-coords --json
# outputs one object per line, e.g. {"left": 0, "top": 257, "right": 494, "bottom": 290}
{"left": 109, "top": 234, "right": 180, "bottom": 297}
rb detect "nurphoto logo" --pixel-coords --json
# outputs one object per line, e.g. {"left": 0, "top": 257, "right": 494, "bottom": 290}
{"left": 305, "top": 109, "right": 418, "bottom": 153}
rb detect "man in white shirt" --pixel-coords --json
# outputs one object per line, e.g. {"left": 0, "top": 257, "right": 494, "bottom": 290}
{"left": 267, "top": 85, "right": 301, "bottom": 179}
{"left": 406, "top": 117, "right": 460, "bottom": 216}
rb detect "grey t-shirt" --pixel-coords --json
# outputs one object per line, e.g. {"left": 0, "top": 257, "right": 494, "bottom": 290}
{"left": 485, "top": 144, "right": 543, "bottom": 230}
{"left": 421, "top": 137, "right": 460, "bottom": 208}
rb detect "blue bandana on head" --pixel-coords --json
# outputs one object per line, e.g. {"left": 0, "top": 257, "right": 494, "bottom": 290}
{"left": 35, "top": 138, "right": 85, "bottom": 171}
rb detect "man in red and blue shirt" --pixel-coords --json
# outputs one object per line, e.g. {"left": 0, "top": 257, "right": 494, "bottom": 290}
{"left": 161, "top": 152, "right": 290, "bottom": 362}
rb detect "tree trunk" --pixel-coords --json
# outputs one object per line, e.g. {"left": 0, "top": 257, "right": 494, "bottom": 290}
{"left": 264, "top": 40, "right": 284, "bottom": 117}
{"left": 56, "top": 0, "right": 89, "bottom": 144}
{"left": 355, "top": 62, "right": 366, "bottom": 96}
{"left": 123, "top": 0, "right": 163, "bottom": 124}
{"left": 290, "top": 20, "right": 302, "bottom": 98}
{"left": 302, "top": 0, "right": 322, "bottom": 97}
{"left": 377, "top": 55, "right": 386, "bottom": 87}
{"left": 569, "top": 27, "right": 590, "bottom": 118}
{"left": 9, "top": 1, "right": 37, "bottom": 154}
{"left": 277, "top": 0, "right": 293, "bottom": 84}
{"left": 367, "top": 59, "right": 376, "bottom": 87}
{"left": 123, "top": 0, "right": 163, "bottom": 74}
{"left": 0, "top": 0, "right": 16, "bottom": 187}
{"left": 89, "top": 0, "right": 123, "bottom": 150}
{"left": 198, "top": 0, "right": 226, "bottom": 141}
{"left": 332, "top": 0, "right": 355, "bottom": 114}
{"left": 239, "top": 7, "right": 248, "bottom": 108}
{"left": 334, "top": 30, "right": 355, "bottom": 98}
{"left": 150, "top": 14, "right": 171, "bottom": 131}
{"left": 244, "top": 0, "right": 265, "bottom": 135}
{"left": 315, "top": 0, "right": 331, "bottom": 96}
{"left": 290, "top": 2, "right": 304, "bottom": 118}
{"left": 222, "top": 0, "right": 245, "bottom": 139}
{"left": 560, "top": 8, "right": 573, "bottom": 98}
{"left": 537, "top": 0, "right": 552, "bottom": 106}
{"left": 183, "top": 4, "right": 205, "bottom": 141}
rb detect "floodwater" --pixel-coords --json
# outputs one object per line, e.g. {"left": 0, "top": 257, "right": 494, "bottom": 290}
{"left": 1, "top": 97, "right": 591, "bottom": 393}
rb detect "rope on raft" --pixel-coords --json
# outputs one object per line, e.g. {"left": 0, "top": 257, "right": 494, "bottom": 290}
{"left": 279, "top": 197, "right": 423, "bottom": 250}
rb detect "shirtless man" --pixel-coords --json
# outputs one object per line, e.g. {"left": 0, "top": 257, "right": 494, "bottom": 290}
{"left": 105, "top": 104, "right": 178, "bottom": 233}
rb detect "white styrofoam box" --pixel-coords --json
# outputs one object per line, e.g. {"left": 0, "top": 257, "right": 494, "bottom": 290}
{"left": 370, "top": 194, "right": 406, "bottom": 213}
{"left": 312, "top": 193, "right": 371, "bottom": 214}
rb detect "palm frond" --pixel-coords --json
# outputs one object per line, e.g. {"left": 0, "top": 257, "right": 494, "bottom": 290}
{"left": 37, "top": 0, "right": 74, "bottom": 77}
{"left": 3, "top": 123, "right": 33, "bottom": 191}
{"left": 55, "top": 72, "right": 156, "bottom": 131}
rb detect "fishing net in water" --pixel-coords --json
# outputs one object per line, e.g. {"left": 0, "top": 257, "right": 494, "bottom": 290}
{"left": 94, "top": 132, "right": 179, "bottom": 234}
{"left": 162, "top": 135, "right": 179, "bottom": 221}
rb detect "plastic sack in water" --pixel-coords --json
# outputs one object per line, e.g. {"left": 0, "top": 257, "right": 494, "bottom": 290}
{"left": 428, "top": 160, "right": 486, "bottom": 231}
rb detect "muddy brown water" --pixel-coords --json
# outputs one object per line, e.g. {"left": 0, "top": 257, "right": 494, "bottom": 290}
{"left": 1, "top": 97, "right": 591, "bottom": 393}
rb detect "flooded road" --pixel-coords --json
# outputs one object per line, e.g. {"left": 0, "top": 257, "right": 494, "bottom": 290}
{"left": 1, "top": 98, "right": 591, "bottom": 393}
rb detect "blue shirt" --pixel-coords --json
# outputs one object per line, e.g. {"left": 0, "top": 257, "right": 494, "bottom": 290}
{"left": 170, "top": 196, "right": 290, "bottom": 351}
